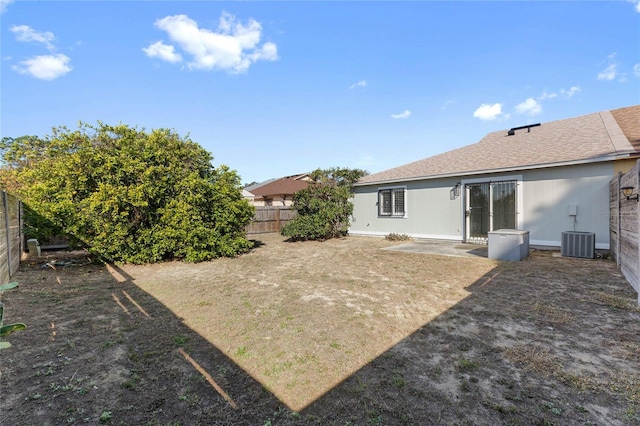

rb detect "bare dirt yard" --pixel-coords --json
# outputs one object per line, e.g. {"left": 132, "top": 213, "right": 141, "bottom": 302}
{"left": 1, "top": 233, "right": 639, "bottom": 425}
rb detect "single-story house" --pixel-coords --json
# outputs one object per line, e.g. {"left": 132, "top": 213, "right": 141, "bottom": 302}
{"left": 349, "top": 105, "right": 640, "bottom": 250}
{"left": 242, "top": 189, "right": 255, "bottom": 204}
{"left": 245, "top": 173, "right": 311, "bottom": 206}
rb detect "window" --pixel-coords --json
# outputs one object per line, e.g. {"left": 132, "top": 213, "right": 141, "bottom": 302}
{"left": 378, "top": 187, "right": 405, "bottom": 217}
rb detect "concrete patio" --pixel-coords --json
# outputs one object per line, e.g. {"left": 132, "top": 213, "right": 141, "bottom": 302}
{"left": 382, "top": 239, "right": 489, "bottom": 258}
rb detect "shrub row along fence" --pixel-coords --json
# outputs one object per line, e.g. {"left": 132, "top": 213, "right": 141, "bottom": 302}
{"left": 610, "top": 160, "right": 640, "bottom": 303}
{"left": 0, "top": 191, "right": 22, "bottom": 285}
{"left": 245, "top": 207, "right": 296, "bottom": 235}
{"left": 0, "top": 201, "right": 291, "bottom": 275}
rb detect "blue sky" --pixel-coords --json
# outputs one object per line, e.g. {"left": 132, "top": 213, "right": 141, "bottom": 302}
{"left": 1, "top": 1, "right": 639, "bottom": 185}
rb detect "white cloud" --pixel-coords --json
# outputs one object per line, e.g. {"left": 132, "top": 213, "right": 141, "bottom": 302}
{"left": 350, "top": 80, "right": 367, "bottom": 90}
{"left": 537, "top": 91, "right": 557, "bottom": 100}
{"left": 12, "top": 54, "right": 72, "bottom": 80}
{"left": 515, "top": 98, "right": 542, "bottom": 116}
{"left": 391, "top": 109, "right": 411, "bottom": 119}
{"left": 11, "top": 25, "right": 56, "bottom": 51}
{"left": 10, "top": 26, "right": 72, "bottom": 80}
{"left": 473, "top": 103, "right": 504, "bottom": 121}
{"left": 1, "top": 0, "right": 13, "bottom": 14}
{"left": 535, "top": 86, "right": 579, "bottom": 102}
{"left": 440, "top": 99, "right": 454, "bottom": 110}
{"left": 631, "top": 0, "right": 640, "bottom": 13}
{"left": 560, "top": 86, "right": 581, "bottom": 97}
{"left": 522, "top": 86, "right": 579, "bottom": 115}
{"left": 143, "top": 41, "right": 182, "bottom": 63}
{"left": 597, "top": 53, "right": 619, "bottom": 81}
{"left": 634, "top": 64, "right": 640, "bottom": 77}
{"left": 146, "top": 12, "right": 278, "bottom": 73}
{"left": 598, "top": 64, "right": 618, "bottom": 81}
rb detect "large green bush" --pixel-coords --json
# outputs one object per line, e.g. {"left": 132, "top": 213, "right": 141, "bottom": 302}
{"left": 281, "top": 167, "right": 367, "bottom": 241}
{"left": 0, "top": 123, "right": 254, "bottom": 263}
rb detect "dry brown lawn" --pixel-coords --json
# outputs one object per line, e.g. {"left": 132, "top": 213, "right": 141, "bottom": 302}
{"left": 1, "top": 233, "right": 639, "bottom": 425}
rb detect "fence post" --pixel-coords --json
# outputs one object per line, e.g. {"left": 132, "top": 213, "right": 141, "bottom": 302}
{"left": 617, "top": 172, "right": 621, "bottom": 267}
{"left": 2, "top": 192, "right": 11, "bottom": 279}
{"left": 637, "top": 162, "right": 640, "bottom": 304}
{"left": 19, "top": 200, "right": 23, "bottom": 256}
{"left": 275, "top": 208, "right": 281, "bottom": 232}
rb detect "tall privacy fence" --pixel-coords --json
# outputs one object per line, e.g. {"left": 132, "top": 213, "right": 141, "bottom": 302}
{"left": 610, "top": 159, "right": 640, "bottom": 303}
{"left": 0, "top": 191, "right": 22, "bottom": 285}
{"left": 245, "top": 207, "right": 295, "bottom": 235}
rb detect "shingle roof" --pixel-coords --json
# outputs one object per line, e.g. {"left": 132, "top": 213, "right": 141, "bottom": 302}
{"left": 249, "top": 174, "right": 310, "bottom": 197}
{"left": 244, "top": 180, "right": 273, "bottom": 193}
{"left": 357, "top": 105, "right": 640, "bottom": 185}
{"left": 610, "top": 105, "right": 640, "bottom": 151}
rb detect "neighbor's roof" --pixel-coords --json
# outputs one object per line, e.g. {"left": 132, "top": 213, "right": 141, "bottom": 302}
{"left": 249, "top": 173, "right": 310, "bottom": 197}
{"left": 244, "top": 178, "right": 278, "bottom": 192}
{"left": 357, "top": 105, "right": 640, "bottom": 186}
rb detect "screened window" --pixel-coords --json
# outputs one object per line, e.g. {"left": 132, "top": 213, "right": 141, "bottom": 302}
{"left": 378, "top": 187, "right": 405, "bottom": 217}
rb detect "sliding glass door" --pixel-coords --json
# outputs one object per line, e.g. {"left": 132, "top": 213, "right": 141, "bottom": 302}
{"left": 466, "top": 181, "right": 517, "bottom": 243}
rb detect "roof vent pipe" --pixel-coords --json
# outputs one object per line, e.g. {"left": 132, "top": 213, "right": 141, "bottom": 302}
{"left": 507, "top": 123, "right": 541, "bottom": 136}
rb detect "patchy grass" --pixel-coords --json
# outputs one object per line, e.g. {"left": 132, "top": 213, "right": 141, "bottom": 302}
{"left": 385, "top": 233, "right": 412, "bottom": 241}
{"left": 531, "top": 302, "right": 574, "bottom": 324}
{"left": 457, "top": 358, "right": 479, "bottom": 372}
{"left": 504, "top": 345, "right": 562, "bottom": 377}
{"left": 1, "top": 234, "right": 639, "bottom": 425}
{"left": 592, "top": 291, "right": 640, "bottom": 311}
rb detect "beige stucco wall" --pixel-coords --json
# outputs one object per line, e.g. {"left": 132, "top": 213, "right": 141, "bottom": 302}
{"left": 614, "top": 158, "right": 637, "bottom": 175}
{"left": 350, "top": 177, "right": 462, "bottom": 240}
{"left": 350, "top": 162, "right": 615, "bottom": 249}
{"left": 521, "top": 163, "right": 612, "bottom": 248}
{"left": 250, "top": 196, "right": 294, "bottom": 207}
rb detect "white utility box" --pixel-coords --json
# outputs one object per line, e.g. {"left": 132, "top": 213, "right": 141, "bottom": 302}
{"left": 488, "top": 229, "right": 530, "bottom": 261}
{"left": 27, "top": 238, "right": 41, "bottom": 256}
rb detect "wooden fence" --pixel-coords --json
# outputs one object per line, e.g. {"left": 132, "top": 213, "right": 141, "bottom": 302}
{"left": 245, "top": 207, "right": 296, "bottom": 235}
{"left": 610, "top": 160, "right": 640, "bottom": 303}
{"left": 0, "top": 191, "right": 22, "bottom": 285}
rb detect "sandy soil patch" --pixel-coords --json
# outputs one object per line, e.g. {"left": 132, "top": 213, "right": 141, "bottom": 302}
{"left": 1, "top": 233, "right": 639, "bottom": 425}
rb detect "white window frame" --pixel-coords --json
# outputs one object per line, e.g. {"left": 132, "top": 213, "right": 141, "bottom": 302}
{"left": 377, "top": 185, "right": 407, "bottom": 218}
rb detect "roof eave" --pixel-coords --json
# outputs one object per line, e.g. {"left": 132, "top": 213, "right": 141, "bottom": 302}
{"left": 354, "top": 153, "right": 639, "bottom": 187}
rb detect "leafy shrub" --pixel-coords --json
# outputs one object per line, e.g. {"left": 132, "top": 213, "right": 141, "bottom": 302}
{"left": 1, "top": 123, "right": 254, "bottom": 263}
{"left": 22, "top": 205, "right": 81, "bottom": 249}
{"left": 281, "top": 168, "right": 367, "bottom": 241}
{"left": 385, "top": 233, "right": 411, "bottom": 241}
{"left": 0, "top": 282, "right": 27, "bottom": 349}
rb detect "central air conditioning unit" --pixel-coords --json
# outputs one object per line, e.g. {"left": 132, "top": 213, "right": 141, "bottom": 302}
{"left": 561, "top": 231, "right": 595, "bottom": 259}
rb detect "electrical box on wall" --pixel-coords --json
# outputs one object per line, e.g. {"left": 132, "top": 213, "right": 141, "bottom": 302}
{"left": 568, "top": 205, "right": 577, "bottom": 216}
